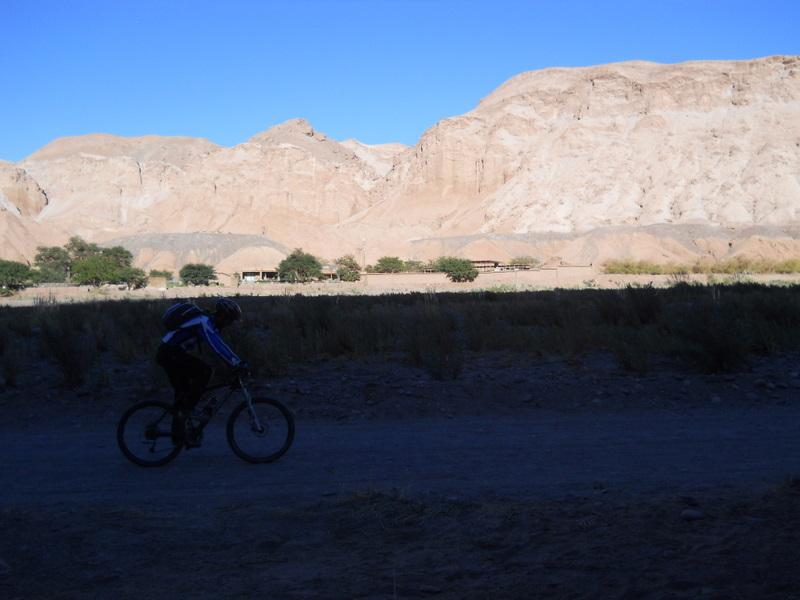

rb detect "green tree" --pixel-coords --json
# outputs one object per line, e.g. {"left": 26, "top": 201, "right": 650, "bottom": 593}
{"left": 335, "top": 255, "right": 361, "bottom": 282}
{"left": 34, "top": 246, "right": 71, "bottom": 281}
{"left": 402, "top": 260, "right": 424, "bottom": 272}
{"left": 436, "top": 257, "right": 479, "bottom": 282}
{"left": 116, "top": 267, "right": 148, "bottom": 289}
{"left": 278, "top": 249, "right": 323, "bottom": 283}
{"left": 0, "top": 260, "right": 31, "bottom": 290}
{"left": 71, "top": 255, "right": 118, "bottom": 286}
{"left": 100, "top": 245, "right": 133, "bottom": 268}
{"left": 65, "top": 236, "right": 100, "bottom": 260}
{"left": 179, "top": 263, "right": 217, "bottom": 286}
{"left": 30, "top": 266, "right": 67, "bottom": 284}
{"left": 149, "top": 269, "right": 173, "bottom": 280}
{"left": 373, "top": 256, "right": 405, "bottom": 273}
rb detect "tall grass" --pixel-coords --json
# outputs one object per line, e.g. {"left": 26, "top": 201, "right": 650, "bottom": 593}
{"left": 4, "top": 283, "right": 800, "bottom": 385}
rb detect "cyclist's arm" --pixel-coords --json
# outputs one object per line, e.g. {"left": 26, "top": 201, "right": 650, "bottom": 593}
{"left": 199, "top": 318, "right": 242, "bottom": 367}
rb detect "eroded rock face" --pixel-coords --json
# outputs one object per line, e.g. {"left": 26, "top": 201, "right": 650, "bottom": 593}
{"left": 360, "top": 56, "right": 800, "bottom": 239}
{"left": 2, "top": 56, "right": 799, "bottom": 272}
{"left": 0, "top": 162, "right": 49, "bottom": 217}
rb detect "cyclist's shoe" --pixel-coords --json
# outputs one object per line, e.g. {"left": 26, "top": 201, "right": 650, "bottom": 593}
{"left": 184, "top": 422, "right": 203, "bottom": 449}
{"left": 184, "top": 429, "right": 203, "bottom": 448}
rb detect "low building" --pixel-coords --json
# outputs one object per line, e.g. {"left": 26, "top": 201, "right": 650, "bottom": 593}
{"left": 470, "top": 260, "right": 501, "bottom": 272}
{"left": 240, "top": 268, "right": 279, "bottom": 282}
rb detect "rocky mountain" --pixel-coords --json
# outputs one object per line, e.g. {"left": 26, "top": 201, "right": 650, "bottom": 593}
{"left": 2, "top": 56, "right": 799, "bottom": 272}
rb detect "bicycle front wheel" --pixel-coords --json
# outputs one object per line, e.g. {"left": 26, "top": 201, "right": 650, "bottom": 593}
{"left": 226, "top": 398, "right": 295, "bottom": 464}
{"left": 117, "top": 401, "right": 183, "bottom": 467}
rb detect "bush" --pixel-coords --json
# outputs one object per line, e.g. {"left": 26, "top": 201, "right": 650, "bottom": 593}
{"left": 180, "top": 263, "right": 217, "bottom": 286}
{"left": 407, "top": 303, "right": 464, "bottom": 379}
{"left": 335, "top": 255, "right": 361, "bottom": 282}
{"left": 116, "top": 267, "right": 148, "bottom": 289}
{"left": 40, "top": 310, "right": 98, "bottom": 387}
{"left": 373, "top": 256, "right": 405, "bottom": 273}
{"left": 149, "top": 269, "right": 173, "bottom": 280}
{"left": 402, "top": 260, "right": 424, "bottom": 272}
{"left": 509, "top": 256, "right": 540, "bottom": 268}
{"left": 436, "top": 257, "right": 479, "bottom": 282}
{"left": 277, "top": 249, "right": 323, "bottom": 283}
{"left": 0, "top": 260, "right": 31, "bottom": 290}
{"left": 670, "top": 300, "right": 751, "bottom": 372}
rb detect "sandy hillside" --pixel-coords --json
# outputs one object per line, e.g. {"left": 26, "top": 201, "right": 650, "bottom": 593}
{"left": 1, "top": 56, "right": 799, "bottom": 272}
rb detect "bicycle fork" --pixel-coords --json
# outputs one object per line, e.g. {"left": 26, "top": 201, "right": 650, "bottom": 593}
{"left": 242, "top": 385, "right": 265, "bottom": 434}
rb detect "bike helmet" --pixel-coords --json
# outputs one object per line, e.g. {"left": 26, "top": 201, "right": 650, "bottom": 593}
{"left": 215, "top": 298, "right": 242, "bottom": 326}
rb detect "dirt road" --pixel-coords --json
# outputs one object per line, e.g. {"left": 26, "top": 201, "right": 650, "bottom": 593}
{"left": 4, "top": 406, "right": 800, "bottom": 509}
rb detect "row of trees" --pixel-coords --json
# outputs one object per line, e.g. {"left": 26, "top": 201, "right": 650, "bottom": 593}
{"left": 1, "top": 243, "right": 539, "bottom": 292}
{"left": 274, "top": 250, "right": 485, "bottom": 283}
{"left": 0, "top": 237, "right": 149, "bottom": 291}
{"left": 0, "top": 238, "right": 219, "bottom": 291}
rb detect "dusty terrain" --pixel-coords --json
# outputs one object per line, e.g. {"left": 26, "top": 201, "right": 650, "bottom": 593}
{"left": 2, "top": 56, "right": 800, "bottom": 271}
{"left": 2, "top": 350, "right": 800, "bottom": 598}
{"left": 7, "top": 269, "right": 800, "bottom": 308}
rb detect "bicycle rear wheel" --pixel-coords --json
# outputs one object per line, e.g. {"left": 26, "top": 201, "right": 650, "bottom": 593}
{"left": 226, "top": 398, "right": 295, "bottom": 464}
{"left": 117, "top": 401, "right": 183, "bottom": 467}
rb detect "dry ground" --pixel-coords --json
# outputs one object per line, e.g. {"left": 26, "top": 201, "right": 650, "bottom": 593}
{"left": 4, "top": 484, "right": 800, "bottom": 599}
{"left": 5, "top": 272, "right": 800, "bottom": 307}
{"left": 2, "top": 352, "right": 800, "bottom": 598}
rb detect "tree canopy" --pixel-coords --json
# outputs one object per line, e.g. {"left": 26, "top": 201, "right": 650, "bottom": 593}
{"left": 0, "top": 260, "right": 31, "bottom": 290}
{"left": 278, "top": 249, "right": 323, "bottom": 283}
{"left": 100, "top": 246, "right": 133, "bottom": 268}
{"left": 71, "top": 255, "right": 120, "bottom": 286}
{"left": 278, "top": 248, "right": 322, "bottom": 283}
{"left": 373, "top": 256, "right": 405, "bottom": 273}
{"left": 31, "top": 238, "right": 140, "bottom": 286}
{"left": 34, "top": 246, "right": 71, "bottom": 281}
{"left": 149, "top": 269, "right": 173, "bottom": 280}
{"left": 116, "top": 267, "right": 148, "bottom": 289}
{"left": 335, "top": 255, "right": 361, "bottom": 282}
{"left": 436, "top": 257, "right": 479, "bottom": 282}
{"left": 65, "top": 236, "right": 100, "bottom": 261}
{"left": 180, "top": 263, "right": 217, "bottom": 286}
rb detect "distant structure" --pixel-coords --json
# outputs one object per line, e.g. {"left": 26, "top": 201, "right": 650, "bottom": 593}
{"left": 469, "top": 260, "right": 538, "bottom": 273}
{"left": 240, "top": 268, "right": 278, "bottom": 282}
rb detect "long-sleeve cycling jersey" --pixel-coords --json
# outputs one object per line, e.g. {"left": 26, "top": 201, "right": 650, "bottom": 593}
{"left": 161, "top": 314, "right": 242, "bottom": 367}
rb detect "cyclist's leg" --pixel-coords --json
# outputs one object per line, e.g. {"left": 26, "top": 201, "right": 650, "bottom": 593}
{"left": 157, "top": 345, "right": 196, "bottom": 443}
{"left": 186, "top": 358, "right": 213, "bottom": 410}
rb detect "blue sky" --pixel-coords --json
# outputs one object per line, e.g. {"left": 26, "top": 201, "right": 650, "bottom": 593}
{"left": 1, "top": 0, "right": 798, "bottom": 161}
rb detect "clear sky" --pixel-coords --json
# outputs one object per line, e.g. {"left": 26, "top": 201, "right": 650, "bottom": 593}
{"left": 1, "top": 0, "right": 798, "bottom": 161}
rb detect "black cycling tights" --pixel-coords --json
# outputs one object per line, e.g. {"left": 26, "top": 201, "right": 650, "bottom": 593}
{"left": 156, "top": 345, "right": 213, "bottom": 411}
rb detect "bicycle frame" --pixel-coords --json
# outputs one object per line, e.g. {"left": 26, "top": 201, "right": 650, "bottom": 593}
{"left": 195, "top": 376, "right": 264, "bottom": 432}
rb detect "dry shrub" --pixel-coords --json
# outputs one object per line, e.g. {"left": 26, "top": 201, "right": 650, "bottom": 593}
{"left": 2, "top": 282, "right": 800, "bottom": 385}
{"left": 407, "top": 303, "right": 464, "bottom": 380}
{"left": 39, "top": 307, "right": 98, "bottom": 387}
{"left": 1, "top": 337, "right": 22, "bottom": 387}
{"left": 669, "top": 300, "right": 751, "bottom": 372}
{"left": 611, "top": 328, "right": 653, "bottom": 374}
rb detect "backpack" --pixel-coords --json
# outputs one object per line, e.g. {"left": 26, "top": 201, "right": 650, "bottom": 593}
{"left": 161, "top": 301, "right": 205, "bottom": 331}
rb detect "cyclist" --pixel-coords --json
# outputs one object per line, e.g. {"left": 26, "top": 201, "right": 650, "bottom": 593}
{"left": 156, "top": 298, "right": 247, "bottom": 444}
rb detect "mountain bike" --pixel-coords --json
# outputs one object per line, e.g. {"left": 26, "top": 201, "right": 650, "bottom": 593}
{"left": 117, "top": 373, "right": 295, "bottom": 467}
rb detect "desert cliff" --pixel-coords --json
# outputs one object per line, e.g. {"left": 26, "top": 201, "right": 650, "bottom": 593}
{"left": 1, "top": 56, "right": 799, "bottom": 271}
